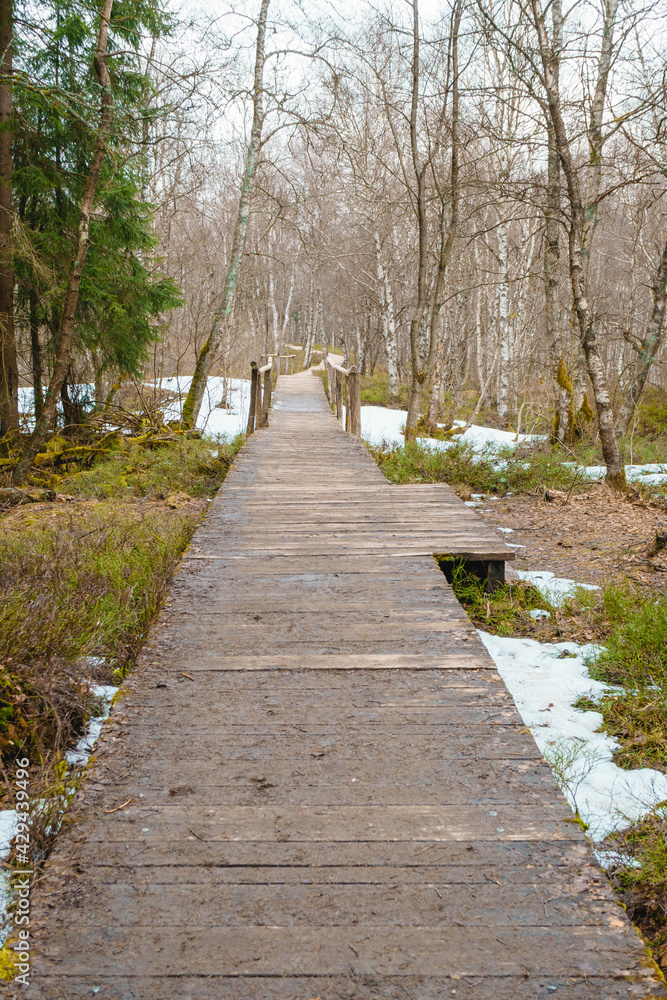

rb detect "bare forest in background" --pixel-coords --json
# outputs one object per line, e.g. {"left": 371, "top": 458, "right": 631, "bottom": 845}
{"left": 3, "top": 0, "right": 667, "bottom": 484}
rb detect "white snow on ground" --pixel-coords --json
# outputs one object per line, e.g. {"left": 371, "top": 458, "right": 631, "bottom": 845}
{"left": 65, "top": 685, "right": 118, "bottom": 767}
{"left": 360, "top": 403, "right": 667, "bottom": 487}
{"left": 19, "top": 377, "right": 252, "bottom": 437}
{"left": 567, "top": 462, "right": 667, "bottom": 485}
{"left": 515, "top": 569, "right": 600, "bottom": 605}
{"left": 478, "top": 631, "right": 667, "bottom": 841}
{"left": 0, "top": 812, "right": 17, "bottom": 857}
{"left": 148, "top": 376, "right": 250, "bottom": 437}
{"left": 360, "top": 407, "right": 542, "bottom": 451}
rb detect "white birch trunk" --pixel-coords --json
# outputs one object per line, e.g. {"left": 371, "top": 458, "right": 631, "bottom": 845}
{"left": 496, "top": 219, "right": 511, "bottom": 425}
{"left": 373, "top": 233, "right": 400, "bottom": 395}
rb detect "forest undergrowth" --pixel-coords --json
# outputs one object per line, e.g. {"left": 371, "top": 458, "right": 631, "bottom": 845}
{"left": 370, "top": 437, "right": 667, "bottom": 505}
{"left": 362, "top": 373, "right": 667, "bottom": 467}
{"left": 0, "top": 431, "right": 243, "bottom": 795}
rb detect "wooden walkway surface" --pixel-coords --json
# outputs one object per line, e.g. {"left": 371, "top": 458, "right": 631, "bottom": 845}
{"left": 25, "top": 372, "right": 665, "bottom": 999}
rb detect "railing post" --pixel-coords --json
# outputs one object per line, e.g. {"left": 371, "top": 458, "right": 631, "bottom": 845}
{"left": 326, "top": 362, "right": 333, "bottom": 405}
{"left": 335, "top": 369, "right": 343, "bottom": 423}
{"left": 247, "top": 361, "right": 258, "bottom": 434}
{"left": 347, "top": 367, "right": 361, "bottom": 437}
{"left": 255, "top": 363, "right": 263, "bottom": 425}
{"left": 261, "top": 362, "right": 272, "bottom": 426}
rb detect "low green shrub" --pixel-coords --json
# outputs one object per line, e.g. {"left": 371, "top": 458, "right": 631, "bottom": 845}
{"left": 589, "top": 587, "right": 667, "bottom": 689}
{"left": 368, "top": 439, "right": 580, "bottom": 495}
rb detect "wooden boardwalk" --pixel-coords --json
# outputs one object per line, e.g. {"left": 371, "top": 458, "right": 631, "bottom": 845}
{"left": 25, "top": 372, "right": 665, "bottom": 999}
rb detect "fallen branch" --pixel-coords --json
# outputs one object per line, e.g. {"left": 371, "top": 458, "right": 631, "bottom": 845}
{"left": 0, "top": 486, "right": 55, "bottom": 506}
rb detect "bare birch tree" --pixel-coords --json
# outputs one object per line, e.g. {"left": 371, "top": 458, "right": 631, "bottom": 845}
{"left": 181, "top": 0, "right": 271, "bottom": 428}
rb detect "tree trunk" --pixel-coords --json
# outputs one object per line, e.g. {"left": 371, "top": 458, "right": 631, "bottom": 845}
{"left": 542, "top": 0, "right": 572, "bottom": 443}
{"left": 318, "top": 286, "right": 327, "bottom": 364}
{"left": 373, "top": 234, "right": 399, "bottom": 395}
{"left": 0, "top": 0, "right": 17, "bottom": 438}
{"left": 405, "top": 0, "right": 429, "bottom": 440}
{"left": 496, "top": 218, "right": 511, "bottom": 425}
{"left": 268, "top": 236, "right": 279, "bottom": 356}
{"left": 545, "top": 127, "right": 573, "bottom": 443}
{"left": 13, "top": 0, "right": 114, "bottom": 483}
{"left": 281, "top": 264, "right": 295, "bottom": 346}
{"left": 181, "top": 0, "right": 271, "bottom": 428}
{"left": 530, "top": 0, "right": 626, "bottom": 488}
{"left": 424, "top": 0, "right": 461, "bottom": 420}
{"left": 427, "top": 312, "right": 446, "bottom": 429}
{"left": 617, "top": 228, "right": 667, "bottom": 434}
{"left": 29, "top": 290, "right": 43, "bottom": 421}
{"left": 303, "top": 277, "right": 314, "bottom": 368}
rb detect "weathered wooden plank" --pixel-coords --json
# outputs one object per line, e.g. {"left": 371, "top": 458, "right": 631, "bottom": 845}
{"left": 143, "top": 653, "right": 492, "bottom": 670}
{"left": 87, "top": 802, "right": 582, "bottom": 842}
{"left": 28, "top": 975, "right": 666, "bottom": 1000}
{"left": 45, "top": 881, "right": 616, "bottom": 929}
{"left": 35, "top": 924, "right": 651, "bottom": 978}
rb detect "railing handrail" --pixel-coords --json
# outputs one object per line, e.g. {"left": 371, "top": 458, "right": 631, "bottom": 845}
{"left": 260, "top": 352, "right": 296, "bottom": 374}
{"left": 327, "top": 361, "right": 356, "bottom": 377}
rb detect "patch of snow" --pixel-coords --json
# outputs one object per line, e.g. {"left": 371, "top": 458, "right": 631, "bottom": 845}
{"left": 361, "top": 406, "right": 544, "bottom": 452}
{"left": 594, "top": 848, "right": 641, "bottom": 870}
{"left": 147, "top": 376, "right": 250, "bottom": 438}
{"left": 529, "top": 609, "right": 551, "bottom": 620}
{"left": 451, "top": 419, "right": 545, "bottom": 453}
{"left": 515, "top": 569, "right": 599, "bottom": 606}
{"left": 478, "top": 630, "right": 667, "bottom": 841}
{"left": 497, "top": 527, "right": 514, "bottom": 534}
{"left": 565, "top": 462, "right": 667, "bottom": 485}
{"left": 18, "top": 385, "right": 96, "bottom": 430}
{"left": 0, "top": 812, "right": 17, "bottom": 857}
{"left": 65, "top": 685, "right": 118, "bottom": 767}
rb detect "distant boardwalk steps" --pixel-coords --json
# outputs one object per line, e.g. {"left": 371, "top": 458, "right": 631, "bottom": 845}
{"left": 24, "top": 372, "right": 665, "bottom": 999}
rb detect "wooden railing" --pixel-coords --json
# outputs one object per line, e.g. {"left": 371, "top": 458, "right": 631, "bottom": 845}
{"left": 247, "top": 358, "right": 273, "bottom": 434}
{"left": 325, "top": 359, "right": 361, "bottom": 437}
{"left": 260, "top": 353, "right": 296, "bottom": 375}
